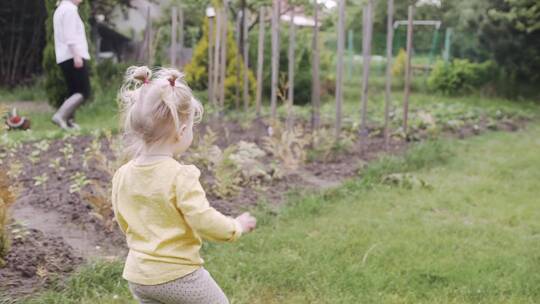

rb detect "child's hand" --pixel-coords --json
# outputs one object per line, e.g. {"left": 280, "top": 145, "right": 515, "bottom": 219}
{"left": 236, "top": 212, "right": 256, "bottom": 234}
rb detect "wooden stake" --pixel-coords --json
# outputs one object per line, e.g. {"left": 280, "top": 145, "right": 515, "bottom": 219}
{"left": 255, "top": 7, "right": 266, "bottom": 117}
{"left": 208, "top": 14, "right": 215, "bottom": 104}
{"left": 360, "top": 0, "right": 374, "bottom": 138}
{"left": 286, "top": 8, "right": 296, "bottom": 130}
{"left": 213, "top": 10, "right": 222, "bottom": 109}
{"left": 384, "top": 0, "right": 394, "bottom": 147}
{"left": 311, "top": 2, "right": 321, "bottom": 130}
{"left": 242, "top": 10, "right": 250, "bottom": 112}
{"left": 178, "top": 8, "right": 184, "bottom": 65}
{"left": 235, "top": 12, "right": 242, "bottom": 109}
{"left": 403, "top": 5, "right": 414, "bottom": 133}
{"left": 171, "top": 7, "right": 177, "bottom": 67}
{"left": 219, "top": 6, "right": 228, "bottom": 116}
{"left": 335, "top": 0, "right": 345, "bottom": 139}
{"left": 270, "top": 0, "right": 280, "bottom": 120}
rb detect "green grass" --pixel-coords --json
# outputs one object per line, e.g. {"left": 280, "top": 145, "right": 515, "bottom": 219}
{"left": 18, "top": 122, "right": 540, "bottom": 304}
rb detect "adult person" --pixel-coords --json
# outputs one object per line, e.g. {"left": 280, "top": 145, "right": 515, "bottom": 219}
{"left": 52, "top": 0, "right": 91, "bottom": 130}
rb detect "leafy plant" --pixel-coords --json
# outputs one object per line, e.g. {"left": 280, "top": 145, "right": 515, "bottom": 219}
{"left": 392, "top": 49, "right": 407, "bottom": 79}
{"left": 33, "top": 173, "right": 49, "bottom": 188}
{"left": 69, "top": 172, "right": 90, "bottom": 194}
{"left": 428, "top": 59, "right": 496, "bottom": 95}
{"left": 0, "top": 169, "right": 17, "bottom": 267}
{"left": 60, "top": 143, "right": 75, "bottom": 161}
{"left": 49, "top": 158, "right": 66, "bottom": 172}
{"left": 309, "top": 128, "right": 355, "bottom": 162}
{"left": 186, "top": 128, "right": 222, "bottom": 171}
{"left": 83, "top": 181, "right": 115, "bottom": 232}
{"left": 263, "top": 123, "right": 310, "bottom": 170}
{"left": 213, "top": 145, "right": 243, "bottom": 198}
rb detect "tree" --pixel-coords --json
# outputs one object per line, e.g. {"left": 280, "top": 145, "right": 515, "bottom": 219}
{"left": 0, "top": 0, "right": 47, "bottom": 86}
{"left": 184, "top": 18, "right": 256, "bottom": 108}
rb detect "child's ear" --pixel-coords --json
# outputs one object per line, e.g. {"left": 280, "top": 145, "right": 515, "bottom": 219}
{"left": 175, "top": 124, "right": 188, "bottom": 141}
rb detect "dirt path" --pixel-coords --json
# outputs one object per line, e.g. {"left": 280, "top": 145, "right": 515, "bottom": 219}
{"left": 0, "top": 101, "right": 52, "bottom": 113}
{"left": 12, "top": 202, "right": 122, "bottom": 259}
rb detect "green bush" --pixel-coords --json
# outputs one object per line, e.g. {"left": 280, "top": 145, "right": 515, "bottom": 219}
{"left": 427, "top": 59, "right": 496, "bottom": 95}
{"left": 43, "top": 0, "right": 93, "bottom": 108}
{"left": 184, "top": 18, "right": 256, "bottom": 108}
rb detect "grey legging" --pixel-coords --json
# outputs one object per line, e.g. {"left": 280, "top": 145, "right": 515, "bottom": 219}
{"left": 128, "top": 268, "right": 229, "bottom": 304}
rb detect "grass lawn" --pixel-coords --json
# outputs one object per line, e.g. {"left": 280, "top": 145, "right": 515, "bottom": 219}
{"left": 20, "top": 122, "right": 540, "bottom": 304}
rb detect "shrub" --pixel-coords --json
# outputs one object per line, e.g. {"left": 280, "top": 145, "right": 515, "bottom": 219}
{"left": 43, "top": 0, "right": 93, "bottom": 108}
{"left": 184, "top": 18, "right": 256, "bottom": 108}
{"left": 427, "top": 59, "right": 496, "bottom": 95}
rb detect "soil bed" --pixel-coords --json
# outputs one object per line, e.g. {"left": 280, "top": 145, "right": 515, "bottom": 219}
{"left": 0, "top": 115, "right": 527, "bottom": 299}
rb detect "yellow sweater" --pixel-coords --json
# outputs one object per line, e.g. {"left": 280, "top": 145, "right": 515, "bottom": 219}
{"left": 111, "top": 158, "right": 242, "bottom": 285}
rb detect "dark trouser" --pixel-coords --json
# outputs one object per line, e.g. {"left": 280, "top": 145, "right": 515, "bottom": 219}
{"left": 58, "top": 58, "right": 91, "bottom": 100}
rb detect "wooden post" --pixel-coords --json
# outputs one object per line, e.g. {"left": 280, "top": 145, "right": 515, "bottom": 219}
{"left": 360, "top": 0, "right": 374, "bottom": 138}
{"left": 242, "top": 10, "right": 250, "bottom": 112}
{"left": 178, "top": 8, "right": 184, "bottom": 65}
{"left": 286, "top": 8, "right": 296, "bottom": 130}
{"left": 235, "top": 12, "right": 242, "bottom": 109}
{"left": 403, "top": 5, "right": 414, "bottom": 133}
{"left": 384, "top": 0, "right": 394, "bottom": 147}
{"left": 219, "top": 6, "right": 228, "bottom": 116}
{"left": 335, "top": 0, "right": 345, "bottom": 139}
{"left": 208, "top": 13, "right": 215, "bottom": 105}
{"left": 270, "top": 0, "right": 280, "bottom": 120}
{"left": 171, "top": 7, "right": 177, "bottom": 67}
{"left": 255, "top": 7, "right": 266, "bottom": 117}
{"left": 311, "top": 2, "right": 321, "bottom": 130}
{"left": 145, "top": 7, "right": 152, "bottom": 64}
{"left": 213, "top": 10, "right": 222, "bottom": 109}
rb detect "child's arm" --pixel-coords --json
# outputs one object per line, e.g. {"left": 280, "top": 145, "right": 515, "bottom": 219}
{"left": 175, "top": 166, "right": 244, "bottom": 242}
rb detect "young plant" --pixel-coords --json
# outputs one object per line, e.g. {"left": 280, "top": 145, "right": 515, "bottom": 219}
{"left": 33, "top": 173, "right": 49, "bottom": 188}
{"left": 263, "top": 123, "right": 310, "bottom": 170}
{"left": 49, "top": 157, "right": 66, "bottom": 172}
{"left": 82, "top": 181, "right": 115, "bottom": 232}
{"left": 0, "top": 170, "right": 17, "bottom": 267}
{"left": 69, "top": 172, "right": 90, "bottom": 194}
{"left": 60, "top": 143, "right": 74, "bottom": 161}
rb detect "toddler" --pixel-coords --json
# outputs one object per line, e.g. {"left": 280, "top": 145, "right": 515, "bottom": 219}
{"left": 112, "top": 66, "right": 256, "bottom": 304}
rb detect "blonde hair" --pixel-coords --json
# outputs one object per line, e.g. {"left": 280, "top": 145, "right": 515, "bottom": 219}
{"left": 119, "top": 66, "right": 203, "bottom": 157}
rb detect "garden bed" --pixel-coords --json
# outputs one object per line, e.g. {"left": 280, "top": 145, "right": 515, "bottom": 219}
{"left": 0, "top": 108, "right": 529, "bottom": 299}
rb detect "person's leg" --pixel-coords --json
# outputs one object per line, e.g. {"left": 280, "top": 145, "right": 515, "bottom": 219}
{"left": 53, "top": 59, "right": 87, "bottom": 130}
{"left": 129, "top": 268, "right": 229, "bottom": 304}
{"left": 67, "top": 60, "right": 91, "bottom": 129}
{"left": 129, "top": 283, "right": 164, "bottom": 304}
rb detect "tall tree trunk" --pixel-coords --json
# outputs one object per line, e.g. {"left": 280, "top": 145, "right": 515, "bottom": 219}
{"left": 255, "top": 7, "right": 266, "bottom": 117}
{"left": 235, "top": 12, "right": 242, "bottom": 108}
{"left": 286, "top": 8, "right": 296, "bottom": 130}
{"left": 219, "top": 6, "right": 228, "bottom": 117}
{"left": 360, "top": 0, "right": 374, "bottom": 138}
{"left": 311, "top": 2, "right": 321, "bottom": 131}
{"left": 270, "top": 0, "right": 281, "bottom": 120}
{"left": 213, "top": 10, "right": 222, "bottom": 110}
{"left": 384, "top": 0, "right": 394, "bottom": 148}
{"left": 178, "top": 8, "right": 184, "bottom": 65}
{"left": 171, "top": 7, "right": 177, "bottom": 67}
{"left": 208, "top": 14, "right": 215, "bottom": 104}
{"left": 335, "top": 0, "right": 345, "bottom": 139}
{"left": 403, "top": 5, "right": 414, "bottom": 133}
{"left": 242, "top": 10, "right": 250, "bottom": 112}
